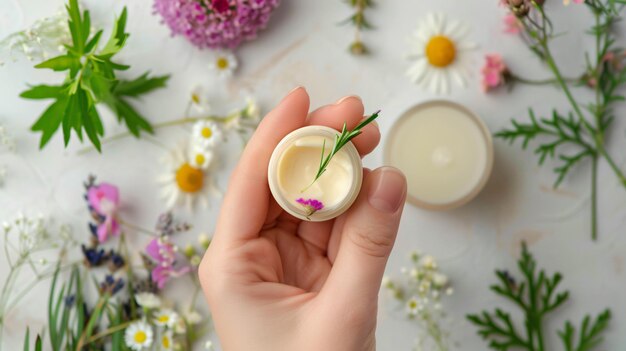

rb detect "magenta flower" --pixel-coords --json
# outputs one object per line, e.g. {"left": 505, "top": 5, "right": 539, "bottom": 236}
{"left": 296, "top": 198, "right": 324, "bottom": 219}
{"left": 153, "top": 0, "right": 281, "bottom": 50}
{"left": 87, "top": 183, "right": 120, "bottom": 243}
{"left": 481, "top": 54, "right": 509, "bottom": 92}
{"left": 146, "top": 237, "right": 191, "bottom": 289}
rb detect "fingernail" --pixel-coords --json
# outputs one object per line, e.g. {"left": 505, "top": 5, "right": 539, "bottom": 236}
{"left": 282, "top": 86, "right": 305, "bottom": 102}
{"left": 368, "top": 167, "right": 406, "bottom": 213}
{"left": 335, "top": 95, "right": 362, "bottom": 105}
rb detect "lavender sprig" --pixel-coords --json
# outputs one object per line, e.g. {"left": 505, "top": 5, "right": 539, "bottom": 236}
{"left": 303, "top": 110, "right": 380, "bottom": 191}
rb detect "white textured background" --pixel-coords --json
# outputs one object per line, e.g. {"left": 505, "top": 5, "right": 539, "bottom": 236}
{"left": 1, "top": 0, "right": 625, "bottom": 350}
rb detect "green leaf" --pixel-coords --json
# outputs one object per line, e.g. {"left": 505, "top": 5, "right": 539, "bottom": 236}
{"left": 34, "top": 336, "right": 42, "bottom": 351}
{"left": 66, "top": 0, "right": 87, "bottom": 53}
{"left": 62, "top": 93, "right": 82, "bottom": 145}
{"left": 114, "top": 73, "right": 170, "bottom": 97}
{"left": 111, "top": 98, "right": 154, "bottom": 137}
{"left": 20, "top": 85, "right": 65, "bottom": 100}
{"left": 84, "top": 29, "right": 103, "bottom": 53}
{"left": 34, "top": 55, "right": 80, "bottom": 72}
{"left": 100, "top": 7, "right": 129, "bottom": 56}
{"left": 31, "top": 97, "right": 69, "bottom": 149}
{"left": 78, "top": 89, "right": 102, "bottom": 151}
{"left": 23, "top": 328, "right": 30, "bottom": 351}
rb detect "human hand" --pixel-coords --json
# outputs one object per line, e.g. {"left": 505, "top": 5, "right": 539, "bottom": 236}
{"left": 199, "top": 87, "right": 407, "bottom": 351}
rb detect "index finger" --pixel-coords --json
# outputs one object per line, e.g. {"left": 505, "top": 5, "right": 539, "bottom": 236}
{"left": 213, "top": 87, "right": 310, "bottom": 245}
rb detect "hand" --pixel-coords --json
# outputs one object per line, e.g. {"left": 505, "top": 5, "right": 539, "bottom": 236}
{"left": 199, "top": 87, "right": 407, "bottom": 351}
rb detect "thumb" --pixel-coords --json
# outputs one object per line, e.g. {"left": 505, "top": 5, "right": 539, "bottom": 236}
{"left": 323, "top": 167, "right": 407, "bottom": 308}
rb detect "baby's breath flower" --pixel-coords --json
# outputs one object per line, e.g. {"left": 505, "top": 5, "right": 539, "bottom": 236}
{"left": 198, "top": 233, "right": 211, "bottom": 249}
{"left": 184, "top": 310, "right": 203, "bottom": 325}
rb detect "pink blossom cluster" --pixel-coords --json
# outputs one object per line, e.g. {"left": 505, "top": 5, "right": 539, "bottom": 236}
{"left": 481, "top": 54, "right": 509, "bottom": 92}
{"left": 154, "top": 0, "right": 280, "bottom": 49}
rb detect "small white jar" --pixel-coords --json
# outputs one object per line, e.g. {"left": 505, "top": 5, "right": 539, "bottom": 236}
{"left": 268, "top": 126, "right": 363, "bottom": 221}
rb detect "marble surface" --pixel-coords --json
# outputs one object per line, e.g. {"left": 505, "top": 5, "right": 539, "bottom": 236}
{"left": 1, "top": 0, "right": 626, "bottom": 350}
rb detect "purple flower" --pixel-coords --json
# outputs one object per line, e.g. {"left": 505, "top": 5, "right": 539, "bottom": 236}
{"left": 146, "top": 237, "right": 191, "bottom": 289}
{"left": 296, "top": 198, "right": 324, "bottom": 219}
{"left": 153, "top": 0, "right": 281, "bottom": 50}
{"left": 86, "top": 182, "right": 120, "bottom": 243}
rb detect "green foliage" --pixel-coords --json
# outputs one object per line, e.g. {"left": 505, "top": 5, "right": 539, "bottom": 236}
{"left": 495, "top": 109, "right": 595, "bottom": 187}
{"left": 21, "top": 0, "right": 169, "bottom": 151}
{"left": 467, "top": 243, "right": 611, "bottom": 351}
{"left": 340, "top": 0, "right": 375, "bottom": 55}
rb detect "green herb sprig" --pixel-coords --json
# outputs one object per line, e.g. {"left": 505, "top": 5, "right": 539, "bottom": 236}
{"left": 303, "top": 110, "right": 380, "bottom": 191}
{"left": 496, "top": 0, "right": 626, "bottom": 240}
{"left": 341, "top": 0, "right": 375, "bottom": 55}
{"left": 467, "top": 243, "right": 611, "bottom": 351}
{"left": 21, "top": 0, "right": 169, "bottom": 151}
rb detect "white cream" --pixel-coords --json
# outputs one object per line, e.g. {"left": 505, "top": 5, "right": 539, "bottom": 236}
{"left": 277, "top": 135, "right": 353, "bottom": 210}
{"left": 386, "top": 101, "right": 493, "bottom": 210}
{"left": 268, "top": 126, "right": 362, "bottom": 221}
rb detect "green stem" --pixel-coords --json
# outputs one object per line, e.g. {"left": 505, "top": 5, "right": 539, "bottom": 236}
{"left": 511, "top": 75, "right": 579, "bottom": 86}
{"left": 591, "top": 155, "right": 598, "bottom": 241}
{"left": 118, "top": 219, "right": 158, "bottom": 237}
{"left": 86, "top": 321, "right": 132, "bottom": 343}
{"left": 77, "top": 112, "right": 242, "bottom": 154}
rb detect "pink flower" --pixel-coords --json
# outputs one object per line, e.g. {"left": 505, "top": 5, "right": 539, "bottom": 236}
{"left": 481, "top": 54, "right": 510, "bottom": 92}
{"left": 503, "top": 14, "right": 523, "bottom": 35}
{"left": 146, "top": 237, "right": 191, "bottom": 289}
{"left": 153, "top": 0, "right": 281, "bottom": 49}
{"left": 296, "top": 198, "right": 324, "bottom": 219}
{"left": 563, "top": 0, "right": 583, "bottom": 5}
{"left": 87, "top": 183, "right": 120, "bottom": 243}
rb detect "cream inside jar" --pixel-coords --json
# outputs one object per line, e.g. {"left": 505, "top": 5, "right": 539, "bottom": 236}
{"left": 268, "top": 126, "right": 363, "bottom": 221}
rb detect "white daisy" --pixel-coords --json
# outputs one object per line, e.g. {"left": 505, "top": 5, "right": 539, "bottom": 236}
{"left": 191, "top": 121, "right": 223, "bottom": 149}
{"left": 190, "top": 86, "right": 212, "bottom": 115}
{"left": 124, "top": 321, "right": 154, "bottom": 351}
{"left": 154, "top": 309, "right": 179, "bottom": 328}
{"left": 189, "top": 147, "right": 215, "bottom": 170}
{"left": 135, "top": 292, "right": 161, "bottom": 309}
{"left": 406, "top": 13, "right": 477, "bottom": 94}
{"left": 406, "top": 297, "right": 422, "bottom": 316}
{"left": 157, "top": 142, "right": 221, "bottom": 211}
{"left": 208, "top": 51, "right": 238, "bottom": 77}
{"left": 160, "top": 330, "right": 174, "bottom": 350}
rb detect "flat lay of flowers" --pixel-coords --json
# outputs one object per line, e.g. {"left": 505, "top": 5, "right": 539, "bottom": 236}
{"left": 1, "top": 0, "right": 625, "bottom": 350}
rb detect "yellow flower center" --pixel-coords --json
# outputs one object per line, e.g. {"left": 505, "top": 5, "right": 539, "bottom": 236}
{"left": 408, "top": 300, "right": 417, "bottom": 309}
{"left": 195, "top": 153, "right": 206, "bottom": 166}
{"left": 191, "top": 93, "right": 200, "bottom": 105}
{"left": 162, "top": 335, "right": 171, "bottom": 348}
{"left": 134, "top": 331, "right": 147, "bottom": 343}
{"left": 216, "top": 57, "right": 229, "bottom": 70}
{"left": 175, "top": 163, "right": 204, "bottom": 193}
{"left": 425, "top": 35, "right": 456, "bottom": 68}
{"left": 201, "top": 127, "right": 213, "bottom": 139}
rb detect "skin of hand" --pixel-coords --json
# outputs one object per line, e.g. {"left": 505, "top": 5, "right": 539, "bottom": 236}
{"left": 199, "top": 87, "right": 407, "bottom": 351}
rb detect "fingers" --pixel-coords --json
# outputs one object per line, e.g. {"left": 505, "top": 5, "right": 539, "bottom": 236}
{"left": 321, "top": 167, "right": 407, "bottom": 309}
{"left": 214, "top": 87, "right": 310, "bottom": 244}
{"left": 307, "top": 96, "right": 380, "bottom": 156}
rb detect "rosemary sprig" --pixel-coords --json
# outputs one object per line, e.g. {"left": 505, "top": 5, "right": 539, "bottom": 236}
{"left": 302, "top": 110, "right": 380, "bottom": 191}
{"left": 341, "top": 0, "right": 375, "bottom": 55}
{"left": 467, "top": 242, "right": 611, "bottom": 351}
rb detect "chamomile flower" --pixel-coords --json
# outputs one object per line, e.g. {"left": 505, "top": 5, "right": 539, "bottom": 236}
{"left": 160, "top": 330, "right": 174, "bottom": 350}
{"left": 124, "top": 321, "right": 154, "bottom": 351}
{"left": 184, "top": 310, "right": 203, "bottom": 325}
{"left": 154, "top": 309, "right": 179, "bottom": 328}
{"left": 189, "top": 147, "right": 214, "bottom": 170}
{"left": 191, "top": 121, "right": 222, "bottom": 149}
{"left": 407, "top": 13, "right": 477, "bottom": 94}
{"left": 158, "top": 142, "right": 221, "bottom": 211}
{"left": 135, "top": 292, "right": 161, "bottom": 309}
{"left": 190, "top": 86, "right": 212, "bottom": 114}
{"left": 209, "top": 51, "right": 238, "bottom": 77}
{"left": 406, "top": 297, "right": 421, "bottom": 316}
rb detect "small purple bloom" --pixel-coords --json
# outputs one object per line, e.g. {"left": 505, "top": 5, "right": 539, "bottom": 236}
{"left": 296, "top": 198, "right": 324, "bottom": 219}
{"left": 100, "top": 274, "right": 125, "bottom": 295}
